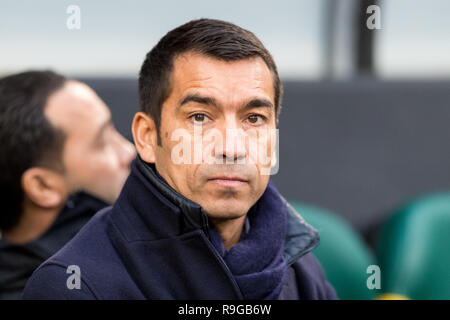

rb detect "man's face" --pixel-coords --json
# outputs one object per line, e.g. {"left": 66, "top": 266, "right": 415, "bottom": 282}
{"left": 148, "top": 52, "right": 277, "bottom": 219}
{"left": 45, "top": 81, "right": 136, "bottom": 204}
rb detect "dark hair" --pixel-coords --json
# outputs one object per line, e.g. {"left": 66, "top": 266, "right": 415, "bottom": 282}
{"left": 0, "top": 70, "right": 67, "bottom": 231}
{"left": 139, "top": 18, "right": 283, "bottom": 143}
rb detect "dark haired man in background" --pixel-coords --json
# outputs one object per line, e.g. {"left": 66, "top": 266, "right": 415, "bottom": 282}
{"left": 24, "top": 19, "right": 337, "bottom": 299}
{"left": 0, "top": 71, "right": 135, "bottom": 299}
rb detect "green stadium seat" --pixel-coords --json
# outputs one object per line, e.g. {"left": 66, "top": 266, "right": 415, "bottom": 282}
{"left": 376, "top": 192, "right": 450, "bottom": 300}
{"left": 289, "top": 202, "right": 378, "bottom": 299}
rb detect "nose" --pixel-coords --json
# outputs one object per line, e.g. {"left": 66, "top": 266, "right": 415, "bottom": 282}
{"left": 215, "top": 117, "right": 247, "bottom": 164}
{"left": 116, "top": 134, "right": 136, "bottom": 167}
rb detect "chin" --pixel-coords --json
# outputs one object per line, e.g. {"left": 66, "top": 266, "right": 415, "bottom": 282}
{"left": 201, "top": 199, "right": 250, "bottom": 220}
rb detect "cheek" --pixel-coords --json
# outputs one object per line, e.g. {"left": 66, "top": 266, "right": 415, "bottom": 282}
{"left": 86, "top": 150, "right": 124, "bottom": 178}
{"left": 257, "top": 174, "right": 270, "bottom": 192}
{"left": 250, "top": 130, "right": 276, "bottom": 170}
{"left": 62, "top": 140, "right": 85, "bottom": 174}
{"left": 65, "top": 145, "right": 122, "bottom": 182}
{"left": 171, "top": 163, "right": 199, "bottom": 192}
{"left": 185, "top": 164, "right": 204, "bottom": 189}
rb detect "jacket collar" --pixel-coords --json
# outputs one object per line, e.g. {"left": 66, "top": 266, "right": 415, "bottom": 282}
{"left": 282, "top": 198, "right": 320, "bottom": 265}
{"left": 135, "top": 156, "right": 210, "bottom": 237}
{"left": 116, "top": 156, "right": 319, "bottom": 264}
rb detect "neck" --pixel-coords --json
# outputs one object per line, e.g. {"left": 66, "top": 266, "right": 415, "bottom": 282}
{"left": 2, "top": 199, "right": 63, "bottom": 244}
{"left": 209, "top": 215, "right": 246, "bottom": 251}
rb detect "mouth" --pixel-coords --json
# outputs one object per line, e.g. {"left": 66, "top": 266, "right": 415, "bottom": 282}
{"left": 207, "top": 175, "right": 249, "bottom": 188}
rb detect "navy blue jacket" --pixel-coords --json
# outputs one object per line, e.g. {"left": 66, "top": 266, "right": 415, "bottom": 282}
{"left": 23, "top": 158, "right": 337, "bottom": 300}
{"left": 0, "top": 192, "right": 106, "bottom": 299}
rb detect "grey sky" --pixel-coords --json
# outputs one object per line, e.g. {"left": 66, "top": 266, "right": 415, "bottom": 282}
{"left": 1, "top": 0, "right": 449, "bottom": 79}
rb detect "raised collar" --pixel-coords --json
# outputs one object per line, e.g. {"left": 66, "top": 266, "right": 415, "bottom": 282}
{"left": 282, "top": 197, "right": 320, "bottom": 265}
{"left": 120, "top": 156, "right": 319, "bottom": 264}
{"left": 135, "top": 156, "right": 210, "bottom": 237}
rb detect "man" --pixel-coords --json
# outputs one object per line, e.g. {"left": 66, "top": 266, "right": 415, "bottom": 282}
{"left": 0, "top": 71, "right": 135, "bottom": 299}
{"left": 23, "top": 19, "right": 337, "bottom": 299}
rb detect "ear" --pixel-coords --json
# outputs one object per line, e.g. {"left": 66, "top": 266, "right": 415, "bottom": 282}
{"left": 21, "top": 167, "right": 67, "bottom": 208}
{"left": 132, "top": 111, "right": 158, "bottom": 163}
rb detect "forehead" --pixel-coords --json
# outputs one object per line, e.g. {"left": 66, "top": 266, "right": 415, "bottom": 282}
{"left": 44, "top": 80, "right": 110, "bottom": 135}
{"left": 169, "top": 52, "right": 275, "bottom": 103}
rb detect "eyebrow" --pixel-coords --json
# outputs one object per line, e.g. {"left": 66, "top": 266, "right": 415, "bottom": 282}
{"left": 178, "top": 94, "right": 219, "bottom": 109}
{"left": 177, "top": 93, "right": 274, "bottom": 112}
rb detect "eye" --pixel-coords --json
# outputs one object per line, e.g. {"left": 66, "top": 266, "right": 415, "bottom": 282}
{"left": 190, "top": 113, "right": 210, "bottom": 124}
{"left": 246, "top": 114, "right": 266, "bottom": 125}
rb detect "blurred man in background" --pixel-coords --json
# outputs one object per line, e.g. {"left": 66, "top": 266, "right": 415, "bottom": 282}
{"left": 0, "top": 71, "right": 136, "bottom": 299}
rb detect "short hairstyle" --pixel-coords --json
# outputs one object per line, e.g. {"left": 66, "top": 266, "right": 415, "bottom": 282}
{"left": 139, "top": 18, "right": 283, "bottom": 143}
{"left": 0, "top": 71, "right": 67, "bottom": 231}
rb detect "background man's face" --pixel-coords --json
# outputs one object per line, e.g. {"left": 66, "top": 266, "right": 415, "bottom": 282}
{"left": 45, "top": 80, "right": 136, "bottom": 203}
{"left": 154, "top": 52, "right": 277, "bottom": 219}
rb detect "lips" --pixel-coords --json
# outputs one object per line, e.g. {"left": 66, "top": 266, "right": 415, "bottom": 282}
{"left": 209, "top": 175, "right": 248, "bottom": 182}
{"left": 208, "top": 175, "right": 249, "bottom": 188}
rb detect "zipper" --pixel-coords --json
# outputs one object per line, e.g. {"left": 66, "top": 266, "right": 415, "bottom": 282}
{"left": 199, "top": 232, "right": 244, "bottom": 300}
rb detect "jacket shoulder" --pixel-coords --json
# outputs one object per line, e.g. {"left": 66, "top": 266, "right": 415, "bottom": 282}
{"left": 23, "top": 207, "right": 119, "bottom": 299}
{"left": 22, "top": 262, "right": 97, "bottom": 299}
{"left": 292, "top": 253, "right": 338, "bottom": 300}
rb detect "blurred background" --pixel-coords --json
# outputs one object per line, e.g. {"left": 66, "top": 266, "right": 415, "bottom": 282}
{"left": 1, "top": 0, "right": 449, "bottom": 299}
